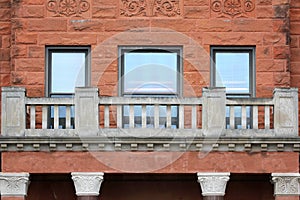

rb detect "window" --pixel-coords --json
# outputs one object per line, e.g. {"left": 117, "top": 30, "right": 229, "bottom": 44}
{"left": 46, "top": 46, "right": 91, "bottom": 128}
{"left": 119, "top": 46, "right": 182, "bottom": 96}
{"left": 119, "top": 46, "right": 182, "bottom": 128}
{"left": 211, "top": 46, "right": 256, "bottom": 128}
{"left": 211, "top": 46, "right": 255, "bottom": 97}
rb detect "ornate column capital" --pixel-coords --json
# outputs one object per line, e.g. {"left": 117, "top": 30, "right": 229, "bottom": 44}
{"left": 71, "top": 172, "right": 104, "bottom": 196}
{"left": 271, "top": 173, "right": 300, "bottom": 196}
{"left": 197, "top": 172, "right": 230, "bottom": 196}
{"left": 0, "top": 173, "right": 30, "bottom": 196}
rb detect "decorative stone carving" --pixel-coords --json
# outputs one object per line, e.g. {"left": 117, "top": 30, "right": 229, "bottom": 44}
{"left": 120, "top": 0, "right": 147, "bottom": 17}
{"left": 120, "top": 0, "right": 180, "bottom": 17}
{"left": 211, "top": 0, "right": 255, "bottom": 18}
{"left": 197, "top": 172, "right": 230, "bottom": 196}
{"left": 47, "top": 0, "right": 90, "bottom": 17}
{"left": 272, "top": 173, "right": 300, "bottom": 196}
{"left": 153, "top": 0, "right": 181, "bottom": 17}
{"left": 0, "top": 173, "right": 30, "bottom": 196}
{"left": 71, "top": 172, "right": 104, "bottom": 196}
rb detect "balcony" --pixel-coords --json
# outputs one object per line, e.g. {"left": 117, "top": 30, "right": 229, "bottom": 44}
{"left": 1, "top": 87, "right": 299, "bottom": 152}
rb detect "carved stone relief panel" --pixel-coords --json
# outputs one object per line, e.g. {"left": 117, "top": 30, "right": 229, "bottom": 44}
{"left": 120, "top": 0, "right": 181, "bottom": 17}
{"left": 47, "top": 0, "right": 91, "bottom": 17}
{"left": 211, "top": 0, "right": 255, "bottom": 18}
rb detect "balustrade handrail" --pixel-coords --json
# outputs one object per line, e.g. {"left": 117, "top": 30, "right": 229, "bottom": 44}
{"left": 99, "top": 96, "right": 203, "bottom": 105}
{"left": 226, "top": 98, "right": 274, "bottom": 106}
{"left": 25, "top": 97, "right": 74, "bottom": 105}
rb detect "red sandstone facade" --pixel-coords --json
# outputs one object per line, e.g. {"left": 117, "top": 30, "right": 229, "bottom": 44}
{"left": 0, "top": 0, "right": 300, "bottom": 199}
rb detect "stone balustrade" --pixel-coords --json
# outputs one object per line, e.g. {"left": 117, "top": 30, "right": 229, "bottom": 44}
{"left": 1, "top": 87, "right": 298, "bottom": 139}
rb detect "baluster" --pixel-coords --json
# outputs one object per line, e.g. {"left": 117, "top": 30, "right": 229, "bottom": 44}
{"left": 192, "top": 105, "right": 197, "bottom": 129}
{"left": 253, "top": 106, "right": 258, "bottom": 129}
{"left": 42, "top": 106, "right": 48, "bottom": 129}
{"left": 117, "top": 105, "right": 122, "bottom": 128}
{"left": 129, "top": 105, "right": 134, "bottom": 128}
{"left": 65, "top": 106, "right": 71, "bottom": 129}
{"left": 104, "top": 105, "right": 110, "bottom": 128}
{"left": 30, "top": 106, "right": 36, "bottom": 129}
{"left": 265, "top": 105, "right": 270, "bottom": 129}
{"left": 229, "top": 106, "right": 235, "bottom": 129}
{"left": 142, "top": 105, "right": 147, "bottom": 128}
{"left": 154, "top": 105, "right": 159, "bottom": 128}
{"left": 179, "top": 105, "right": 184, "bottom": 129}
{"left": 166, "top": 105, "right": 172, "bottom": 128}
{"left": 241, "top": 106, "right": 247, "bottom": 129}
{"left": 54, "top": 105, "right": 59, "bottom": 129}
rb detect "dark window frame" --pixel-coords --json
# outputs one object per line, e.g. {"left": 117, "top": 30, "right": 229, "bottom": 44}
{"left": 210, "top": 46, "right": 256, "bottom": 97}
{"left": 118, "top": 46, "right": 183, "bottom": 97}
{"left": 45, "top": 46, "right": 91, "bottom": 97}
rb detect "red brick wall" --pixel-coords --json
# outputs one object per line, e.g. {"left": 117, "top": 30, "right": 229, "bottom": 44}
{"left": 290, "top": 0, "right": 300, "bottom": 133}
{"left": 7, "top": 0, "right": 292, "bottom": 98}
{"left": 0, "top": 0, "right": 11, "bottom": 87}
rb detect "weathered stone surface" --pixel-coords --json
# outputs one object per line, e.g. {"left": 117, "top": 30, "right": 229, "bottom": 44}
{"left": 92, "top": 6, "right": 117, "bottom": 18}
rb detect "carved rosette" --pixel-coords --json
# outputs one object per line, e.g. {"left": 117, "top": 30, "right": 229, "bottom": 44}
{"left": 47, "top": 0, "right": 90, "bottom": 17}
{"left": 211, "top": 0, "right": 255, "bottom": 18}
{"left": 272, "top": 173, "right": 300, "bottom": 196}
{"left": 0, "top": 173, "right": 30, "bottom": 196}
{"left": 197, "top": 172, "right": 230, "bottom": 196}
{"left": 120, "top": 0, "right": 180, "bottom": 17}
{"left": 71, "top": 172, "right": 104, "bottom": 196}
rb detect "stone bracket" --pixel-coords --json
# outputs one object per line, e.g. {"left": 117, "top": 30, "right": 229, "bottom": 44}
{"left": 0, "top": 173, "right": 30, "bottom": 197}
{"left": 71, "top": 172, "right": 104, "bottom": 196}
{"left": 272, "top": 173, "right": 300, "bottom": 196}
{"left": 197, "top": 172, "right": 230, "bottom": 196}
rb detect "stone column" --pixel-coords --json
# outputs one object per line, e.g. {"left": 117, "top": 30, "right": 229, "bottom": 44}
{"left": 271, "top": 173, "right": 300, "bottom": 200}
{"left": 0, "top": 173, "right": 30, "bottom": 200}
{"left": 71, "top": 172, "right": 104, "bottom": 200}
{"left": 197, "top": 172, "right": 230, "bottom": 200}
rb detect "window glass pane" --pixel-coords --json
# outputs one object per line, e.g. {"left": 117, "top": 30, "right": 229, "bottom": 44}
{"left": 123, "top": 52, "right": 178, "bottom": 95}
{"left": 51, "top": 52, "right": 86, "bottom": 93}
{"left": 215, "top": 52, "right": 250, "bottom": 94}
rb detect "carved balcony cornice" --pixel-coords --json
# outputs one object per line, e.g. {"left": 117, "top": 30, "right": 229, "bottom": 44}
{"left": 271, "top": 173, "right": 300, "bottom": 196}
{"left": 0, "top": 173, "right": 30, "bottom": 196}
{"left": 1, "top": 136, "right": 300, "bottom": 152}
